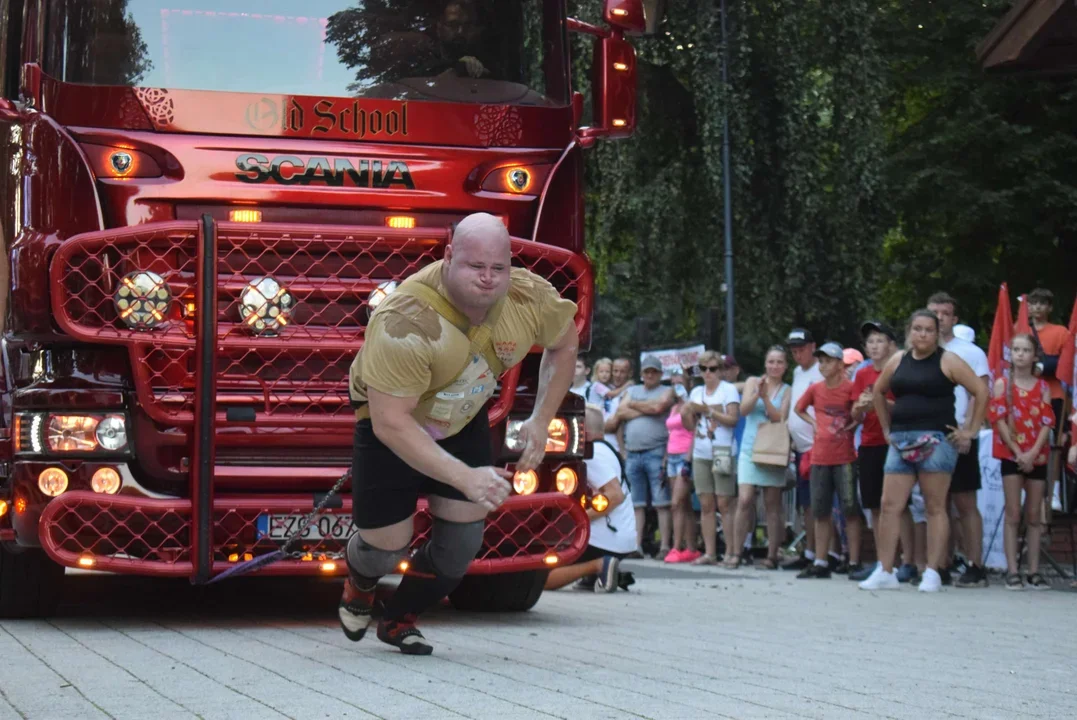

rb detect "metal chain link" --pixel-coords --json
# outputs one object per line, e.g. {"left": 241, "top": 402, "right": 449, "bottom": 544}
{"left": 278, "top": 469, "right": 352, "bottom": 557}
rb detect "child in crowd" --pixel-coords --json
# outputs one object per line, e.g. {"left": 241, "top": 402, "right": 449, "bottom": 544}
{"left": 794, "top": 343, "right": 864, "bottom": 578}
{"left": 988, "top": 334, "right": 1055, "bottom": 590}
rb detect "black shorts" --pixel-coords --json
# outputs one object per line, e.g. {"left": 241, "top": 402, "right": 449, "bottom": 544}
{"left": 857, "top": 445, "right": 888, "bottom": 510}
{"left": 576, "top": 545, "right": 631, "bottom": 564}
{"left": 351, "top": 408, "right": 490, "bottom": 530}
{"left": 950, "top": 438, "right": 981, "bottom": 494}
{"left": 1000, "top": 459, "right": 1048, "bottom": 481}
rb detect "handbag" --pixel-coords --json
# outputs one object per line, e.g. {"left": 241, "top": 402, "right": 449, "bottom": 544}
{"left": 712, "top": 445, "right": 734, "bottom": 476}
{"left": 752, "top": 421, "right": 791, "bottom": 467}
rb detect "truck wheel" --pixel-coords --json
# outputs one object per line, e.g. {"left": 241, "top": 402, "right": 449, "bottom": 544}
{"left": 0, "top": 545, "right": 64, "bottom": 618}
{"left": 448, "top": 570, "right": 548, "bottom": 612}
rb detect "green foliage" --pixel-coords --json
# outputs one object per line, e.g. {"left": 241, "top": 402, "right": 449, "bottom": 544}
{"left": 577, "top": 0, "right": 1077, "bottom": 372}
{"left": 573, "top": 0, "right": 887, "bottom": 373}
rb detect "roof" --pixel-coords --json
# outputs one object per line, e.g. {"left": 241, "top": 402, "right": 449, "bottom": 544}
{"left": 977, "top": 0, "right": 1077, "bottom": 75}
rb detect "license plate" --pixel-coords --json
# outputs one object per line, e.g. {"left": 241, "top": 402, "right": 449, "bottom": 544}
{"left": 256, "top": 513, "right": 356, "bottom": 541}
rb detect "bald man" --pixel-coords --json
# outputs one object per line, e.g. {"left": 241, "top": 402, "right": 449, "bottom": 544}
{"left": 342, "top": 212, "right": 580, "bottom": 654}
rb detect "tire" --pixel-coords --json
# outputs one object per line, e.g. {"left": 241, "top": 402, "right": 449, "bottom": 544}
{"left": 0, "top": 545, "right": 65, "bottom": 618}
{"left": 448, "top": 570, "right": 548, "bottom": 612}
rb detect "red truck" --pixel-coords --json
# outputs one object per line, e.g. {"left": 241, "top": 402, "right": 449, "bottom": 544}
{"left": 0, "top": 0, "right": 646, "bottom": 616}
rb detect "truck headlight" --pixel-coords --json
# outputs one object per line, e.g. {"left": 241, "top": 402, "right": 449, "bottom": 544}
{"left": 15, "top": 413, "right": 129, "bottom": 454}
{"left": 115, "top": 271, "right": 171, "bottom": 329}
{"left": 240, "top": 276, "right": 293, "bottom": 335}
{"left": 504, "top": 416, "right": 581, "bottom": 456}
{"left": 513, "top": 470, "right": 538, "bottom": 495}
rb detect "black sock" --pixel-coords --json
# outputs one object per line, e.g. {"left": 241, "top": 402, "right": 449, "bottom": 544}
{"left": 382, "top": 546, "right": 463, "bottom": 622}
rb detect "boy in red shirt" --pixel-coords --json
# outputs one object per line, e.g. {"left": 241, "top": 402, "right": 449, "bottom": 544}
{"left": 794, "top": 342, "right": 863, "bottom": 579}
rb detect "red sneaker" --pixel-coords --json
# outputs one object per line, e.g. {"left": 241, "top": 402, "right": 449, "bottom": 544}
{"left": 338, "top": 578, "right": 375, "bottom": 642}
{"left": 663, "top": 548, "right": 684, "bottom": 563}
{"left": 377, "top": 614, "right": 434, "bottom": 655}
{"left": 679, "top": 549, "right": 702, "bottom": 563}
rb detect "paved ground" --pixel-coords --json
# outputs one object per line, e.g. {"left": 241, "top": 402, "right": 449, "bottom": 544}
{"left": 0, "top": 561, "right": 1075, "bottom": 720}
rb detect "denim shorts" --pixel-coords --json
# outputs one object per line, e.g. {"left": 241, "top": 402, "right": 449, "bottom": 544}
{"left": 666, "top": 452, "right": 688, "bottom": 478}
{"left": 626, "top": 446, "right": 672, "bottom": 508}
{"left": 883, "top": 430, "right": 959, "bottom": 476}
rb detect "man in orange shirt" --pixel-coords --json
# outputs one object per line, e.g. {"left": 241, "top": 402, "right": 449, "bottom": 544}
{"left": 1027, "top": 288, "right": 1074, "bottom": 509}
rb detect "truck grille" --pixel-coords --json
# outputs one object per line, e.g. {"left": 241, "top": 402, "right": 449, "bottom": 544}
{"left": 50, "top": 220, "right": 591, "bottom": 427}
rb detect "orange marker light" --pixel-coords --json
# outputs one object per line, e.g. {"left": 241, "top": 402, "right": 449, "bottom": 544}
{"left": 78, "top": 555, "right": 96, "bottom": 568}
{"left": 611, "top": 8, "right": 628, "bottom": 15}
{"left": 229, "top": 209, "right": 262, "bottom": 223}
{"left": 320, "top": 561, "right": 337, "bottom": 573}
{"left": 613, "top": 62, "right": 628, "bottom": 71}
{"left": 544, "top": 554, "right": 559, "bottom": 565}
{"left": 612, "top": 119, "right": 627, "bottom": 128}
{"left": 0, "top": 501, "right": 7, "bottom": 518}
{"left": 386, "top": 215, "right": 417, "bottom": 229}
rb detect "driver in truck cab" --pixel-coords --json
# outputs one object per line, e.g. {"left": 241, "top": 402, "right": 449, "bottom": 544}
{"left": 340, "top": 212, "right": 579, "bottom": 655}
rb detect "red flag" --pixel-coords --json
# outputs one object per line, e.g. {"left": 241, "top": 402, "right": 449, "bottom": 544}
{"left": 987, "top": 283, "right": 1013, "bottom": 382}
{"left": 1057, "top": 295, "right": 1077, "bottom": 393}
{"left": 1014, "top": 294, "right": 1032, "bottom": 334}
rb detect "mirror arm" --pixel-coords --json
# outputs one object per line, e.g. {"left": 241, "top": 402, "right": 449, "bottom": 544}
{"left": 566, "top": 18, "right": 611, "bottom": 39}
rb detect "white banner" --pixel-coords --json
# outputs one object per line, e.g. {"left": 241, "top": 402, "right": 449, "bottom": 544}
{"left": 640, "top": 344, "right": 706, "bottom": 379}
{"left": 977, "top": 429, "right": 1007, "bottom": 570}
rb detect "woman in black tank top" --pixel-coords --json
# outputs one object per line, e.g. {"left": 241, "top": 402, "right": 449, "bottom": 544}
{"left": 857, "top": 310, "right": 989, "bottom": 593}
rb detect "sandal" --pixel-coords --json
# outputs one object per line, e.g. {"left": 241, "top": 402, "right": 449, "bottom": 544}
{"left": 691, "top": 555, "right": 718, "bottom": 566}
{"left": 760, "top": 557, "right": 778, "bottom": 570}
{"left": 1027, "top": 573, "right": 1051, "bottom": 591}
{"left": 1005, "top": 573, "right": 1024, "bottom": 591}
{"left": 721, "top": 556, "right": 740, "bottom": 569}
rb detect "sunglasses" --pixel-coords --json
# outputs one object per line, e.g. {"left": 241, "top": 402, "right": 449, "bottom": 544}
{"left": 700, "top": 365, "right": 721, "bottom": 373}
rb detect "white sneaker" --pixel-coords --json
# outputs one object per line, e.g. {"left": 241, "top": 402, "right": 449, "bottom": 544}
{"left": 918, "top": 568, "right": 942, "bottom": 593}
{"left": 858, "top": 565, "right": 899, "bottom": 590}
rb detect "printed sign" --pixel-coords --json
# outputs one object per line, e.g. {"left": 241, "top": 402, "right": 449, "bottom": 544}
{"left": 640, "top": 344, "right": 706, "bottom": 380}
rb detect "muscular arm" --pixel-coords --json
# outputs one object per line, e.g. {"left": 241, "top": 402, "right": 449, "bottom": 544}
{"left": 368, "top": 389, "right": 473, "bottom": 490}
{"left": 530, "top": 323, "right": 580, "bottom": 428}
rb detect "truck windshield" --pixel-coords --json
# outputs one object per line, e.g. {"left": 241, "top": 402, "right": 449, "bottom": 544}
{"left": 42, "top": 0, "right": 567, "bottom": 106}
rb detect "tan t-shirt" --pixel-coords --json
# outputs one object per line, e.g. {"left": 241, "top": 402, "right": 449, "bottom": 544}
{"left": 349, "top": 260, "right": 577, "bottom": 440}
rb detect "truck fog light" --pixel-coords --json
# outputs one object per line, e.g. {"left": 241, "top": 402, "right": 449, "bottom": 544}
{"left": 591, "top": 494, "right": 609, "bottom": 512}
{"left": 95, "top": 415, "right": 128, "bottom": 451}
{"left": 115, "top": 271, "right": 171, "bottom": 329}
{"left": 240, "top": 276, "right": 293, "bottom": 335}
{"left": 38, "top": 468, "right": 69, "bottom": 497}
{"left": 513, "top": 470, "right": 538, "bottom": 495}
{"left": 91, "top": 467, "right": 122, "bottom": 494}
{"left": 555, "top": 468, "right": 578, "bottom": 495}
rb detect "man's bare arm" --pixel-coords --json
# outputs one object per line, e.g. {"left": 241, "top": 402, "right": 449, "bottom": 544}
{"left": 515, "top": 323, "right": 580, "bottom": 472}
{"left": 629, "top": 389, "right": 676, "bottom": 415}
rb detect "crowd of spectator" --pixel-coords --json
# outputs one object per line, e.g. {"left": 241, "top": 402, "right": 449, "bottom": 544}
{"left": 562, "top": 289, "right": 1076, "bottom": 594}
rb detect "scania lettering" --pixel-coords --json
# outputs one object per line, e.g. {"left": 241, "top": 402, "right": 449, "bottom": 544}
{"left": 234, "top": 155, "right": 417, "bottom": 189}
{"left": 0, "top": 0, "right": 650, "bottom": 617}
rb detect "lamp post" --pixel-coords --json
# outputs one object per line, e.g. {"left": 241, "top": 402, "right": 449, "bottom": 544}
{"left": 720, "top": 0, "right": 735, "bottom": 357}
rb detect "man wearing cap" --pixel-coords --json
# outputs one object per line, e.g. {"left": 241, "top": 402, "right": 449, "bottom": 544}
{"left": 927, "top": 292, "right": 990, "bottom": 588}
{"left": 848, "top": 322, "right": 918, "bottom": 582}
{"left": 782, "top": 329, "right": 825, "bottom": 571}
{"left": 609, "top": 355, "right": 677, "bottom": 555}
{"left": 793, "top": 342, "right": 864, "bottom": 578}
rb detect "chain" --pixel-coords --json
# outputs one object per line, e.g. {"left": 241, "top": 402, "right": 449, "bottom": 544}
{"left": 278, "top": 468, "right": 352, "bottom": 557}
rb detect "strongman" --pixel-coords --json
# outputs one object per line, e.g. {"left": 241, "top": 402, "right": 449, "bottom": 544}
{"left": 341, "top": 212, "right": 578, "bottom": 654}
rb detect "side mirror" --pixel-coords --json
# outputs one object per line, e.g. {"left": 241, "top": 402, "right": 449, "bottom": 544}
{"left": 591, "top": 35, "right": 636, "bottom": 139}
{"left": 603, "top": 0, "right": 646, "bottom": 34}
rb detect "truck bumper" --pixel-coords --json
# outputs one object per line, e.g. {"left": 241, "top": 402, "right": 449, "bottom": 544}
{"left": 37, "top": 490, "right": 588, "bottom": 580}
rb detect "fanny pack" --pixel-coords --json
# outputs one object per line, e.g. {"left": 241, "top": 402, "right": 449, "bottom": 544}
{"left": 892, "top": 433, "right": 941, "bottom": 463}
{"left": 712, "top": 445, "right": 734, "bottom": 476}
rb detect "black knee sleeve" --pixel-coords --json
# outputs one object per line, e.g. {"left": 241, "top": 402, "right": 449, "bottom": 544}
{"left": 346, "top": 533, "right": 409, "bottom": 588}
{"left": 426, "top": 518, "right": 485, "bottom": 579}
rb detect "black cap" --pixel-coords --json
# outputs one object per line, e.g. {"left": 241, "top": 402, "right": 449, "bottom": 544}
{"left": 786, "top": 328, "right": 813, "bottom": 347}
{"left": 861, "top": 320, "right": 897, "bottom": 342}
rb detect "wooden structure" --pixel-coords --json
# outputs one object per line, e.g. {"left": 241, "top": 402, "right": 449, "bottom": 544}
{"left": 978, "top": 0, "right": 1077, "bottom": 74}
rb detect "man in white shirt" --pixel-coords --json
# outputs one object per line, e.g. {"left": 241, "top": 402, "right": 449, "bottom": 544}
{"left": 545, "top": 406, "right": 638, "bottom": 592}
{"left": 782, "top": 328, "right": 824, "bottom": 571}
{"left": 927, "top": 292, "right": 990, "bottom": 588}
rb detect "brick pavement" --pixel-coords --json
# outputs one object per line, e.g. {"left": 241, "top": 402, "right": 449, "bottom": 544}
{"left": 0, "top": 564, "right": 1074, "bottom": 719}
